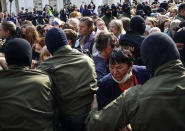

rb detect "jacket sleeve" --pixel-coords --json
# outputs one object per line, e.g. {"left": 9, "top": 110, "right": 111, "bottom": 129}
{"left": 97, "top": 81, "right": 111, "bottom": 110}
{"left": 86, "top": 93, "right": 129, "bottom": 131}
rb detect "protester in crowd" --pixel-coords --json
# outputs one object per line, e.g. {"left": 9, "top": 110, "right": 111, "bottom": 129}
{"left": 64, "top": 29, "right": 78, "bottom": 48}
{"left": 87, "top": 32, "right": 185, "bottom": 131}
{"left": 25, "top": 26, "right": 40, "bottom": 47}
{"left": 67, "top": 18, "right": 80, "bottom": 32}
{"left": 169, "top": 7, "right": 178, "bottom": 18}
{"left": 60, "top": 22, "right": 75, "bottom": 31}
{"left": 0, "top": 38, "right": 54, "bottom": 131}
{"left": 42, "top": 24, "right": 53, "bottom": 37}
{"left": 60, "top": 8, "right": 68, "bottom": 22}
{"left": 40, "top": 46, "right": 52, "bottom": 62}
{"left": 69, "top": 11, "right": 82, "bottom": 19}
{"left": 95, "top": 18, "right": 108, "bottom": 33}
{"left": 145, "top": 17, "right": 157, "bottom": 35}
{"left": 38, "top": 28, "right": 97, "bottom": 131}
{"left": 97, "top": 48, "right": 150, "bottom": 110}
{"left": 169, "top": 19, "right": 181, "bottom": 38}
{"left": 109, "top": 19, "right": 125, "bottom": 38}
{"left": 175, "top": 3, "right": 185, "bottom": 22}
{"left": 76, "top": 17, "right": 95, "bottom": 55}
{"left": 53, "top": 8, "right": 59, "bottom": 17}
{"left": 174, "top": 27, "right": 185, "bottom": 66}
{"left": 119, "top": 15, "right": 145, "bottom": 65}
{"left": 149, "top": 27, "right": 161, "bottom": 33}
{"left": 159, "top": 18, "right": 171, "bottom": 32}
{"left": 101, "top": 6, "right": 116, "bottom": 28}
{"left": 120, "top": 17, "right": 130, "bottom": 33}
{"left": 93, "top": 31, "right": 118, "bottom": 81}
{"left": 119, "top": 3, "right": 131, "bottom": 19}
{"left": 82, "top": 5, "right": 92, "bottom": 16}
{"left": 0, "top": 21, "right": 16, "bottom": 53}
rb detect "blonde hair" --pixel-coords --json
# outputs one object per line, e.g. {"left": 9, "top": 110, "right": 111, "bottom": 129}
{"left": 146, "top": 17, "right": 157, "bottom": 27}
{"left": 109, "top": 19, "right": 125, "bottom": 36}
{"left": 69, "top": 11, "right": 82, "bottom": 18}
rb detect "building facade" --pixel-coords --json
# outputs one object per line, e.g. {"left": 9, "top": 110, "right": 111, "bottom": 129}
{"left": 0, "top": 0, "right": 160, "bottom": 14}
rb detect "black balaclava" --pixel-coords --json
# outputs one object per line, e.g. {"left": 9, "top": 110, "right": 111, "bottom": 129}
{"left": 45, "top": 28, "right": 68, "bottom": 55}
{"left": 130, "top": 15, "right": 146, "bottom": 35}
{"left": 111, "top": 4, "right": 117, "bottom": 17}
{"left": 5, "top": 38, "right": 32, "bottom": 67}
{"left": 105, "top": 6, "right": 112, "bottom": 18}
{"left": 143, "top": 5, "right": 151, "bottom": 16}
{"left": 136, "top": 4, "right": 144, "bottom": 11}
{"left": 141, "top": 32, "right": 180, "bottom": 76}
{"left": 122, "top": 3, "right": 130, "bottom": 14}
{"left": 174, "top": 27, "right": 185, "bottom": 62}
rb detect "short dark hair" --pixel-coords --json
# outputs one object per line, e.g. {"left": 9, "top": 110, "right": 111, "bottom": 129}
{"left": 95, "top": 31, "right": 118, "bottom": 52}
{"left": 120, "top": 17, "right": 130, "bottom": 32}
{"left": 178, "top": 3, "right": 185, "bottom": 12}
{"left": 108, "top": 48, "right": 134, "bottom": 67}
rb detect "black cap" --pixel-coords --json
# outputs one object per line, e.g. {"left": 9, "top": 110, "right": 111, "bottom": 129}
{"left": 5, "top": 38, "right": 32, "bottom": 67}
{"left": 141, "top": 32, "right": 180, "bottom": 76}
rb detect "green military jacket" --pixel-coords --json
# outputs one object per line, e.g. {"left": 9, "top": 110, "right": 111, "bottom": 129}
{"left": 38, "top": 45, "right": 97, "bottom": 118}
{"left": 0, "top": 66, "right": 54, "bottom": 131}
{"left": 101, "top": 15, "right": 117, "bottom": 28}
{"left": 175, "top": 14, "right": 185, "bottom": 22}
{"left": 86, "top": 59, "right": 185, "bottom": 131}
{"left": 118, "top": 12, "right": 131, "bottom": 19}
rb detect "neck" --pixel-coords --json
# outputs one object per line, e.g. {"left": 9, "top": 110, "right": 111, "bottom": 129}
{"left": 119, "top": 74, "right": 134, "bottom": 89}
{"left": 101, "top": 51, "right": 107, "bottom": 57}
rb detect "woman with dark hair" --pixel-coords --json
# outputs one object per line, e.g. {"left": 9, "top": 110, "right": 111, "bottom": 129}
{"left": 92, "top": 31, "right": 118, "bottom": 81}
{"left": 97, "top": 48, "right": 150, "bottom": 110}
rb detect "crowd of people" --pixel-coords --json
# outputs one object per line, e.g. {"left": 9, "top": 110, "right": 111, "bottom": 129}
{"left": 0, "top": 0, "right": 185, "bottom": 131}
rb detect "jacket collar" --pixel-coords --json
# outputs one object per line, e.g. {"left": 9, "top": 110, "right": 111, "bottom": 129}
{"left": 154, "top": 59, "right": 185, "bottom": 77}
{"left": 8, "top": 65, "right": 30, "bottom": 70}
{"left": 177, "top": 14, "right": 185, "bottom": 20}
{"left": 53, "top": 45, "right": 72, "bottom": 55}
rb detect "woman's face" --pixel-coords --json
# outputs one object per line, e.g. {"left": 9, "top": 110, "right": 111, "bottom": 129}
{"left": 43, "top": 54, "right": 52, "bottom": 61}
{"left": 164, "top": 21, "right": 170, "bottom": 31}
{"left": 170, "top": 10, "right": 177, "bottom": 18}
{"left": 96, "top": 20, "right": 105, "bottom": 31}
{"left": 109, "top": 22, "right": 118, "bottom": 36}
{"left": 33, "top": 44, "right": 42, "bottom": 54}
{"left": 145, "top": 19, "right": 154, "bottom": 28}
{"left": 109, "top": 62, "right": 130, "bottom": 81}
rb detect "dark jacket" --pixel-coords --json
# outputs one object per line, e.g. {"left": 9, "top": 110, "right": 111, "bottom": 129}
{"left": 76, "top": 32, "right": 95, "bottom": 55}
{"left": 0, "top": 37, "right": 15, "bottom": 53}
{"left": 92, "top": 52, "right": 109, "bottom": 81}
{"left": 119, "top": 31, "right": 145, "bottom": 65}
{"left": 38, "top": 45, "right": 97, "bottom": 131}
{"left": 87, "top": 60, "right": 185, "bottom": 131}
{"left": 82, "top": 9, "right": 92, "bottom": 16}
{"left": 0, "top": 66, "right": 54, "bottom": 131}
{"left": 97, "top": 65, "right": 150, "bottom": 110}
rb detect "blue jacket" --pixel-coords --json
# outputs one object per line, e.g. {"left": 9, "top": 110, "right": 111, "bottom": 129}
{"left": 97, "top": 65, "right": 150, "bottom": 110}
{"left": 92, "top": 52, "right": 109, "bottom": 81}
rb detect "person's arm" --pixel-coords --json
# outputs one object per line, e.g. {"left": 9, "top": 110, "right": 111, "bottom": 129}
{"left": 0, "top": 57, "right": 8, "bottom": 70}
{"left": 86, "top": 93, "right": 129, "bottom": 131}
